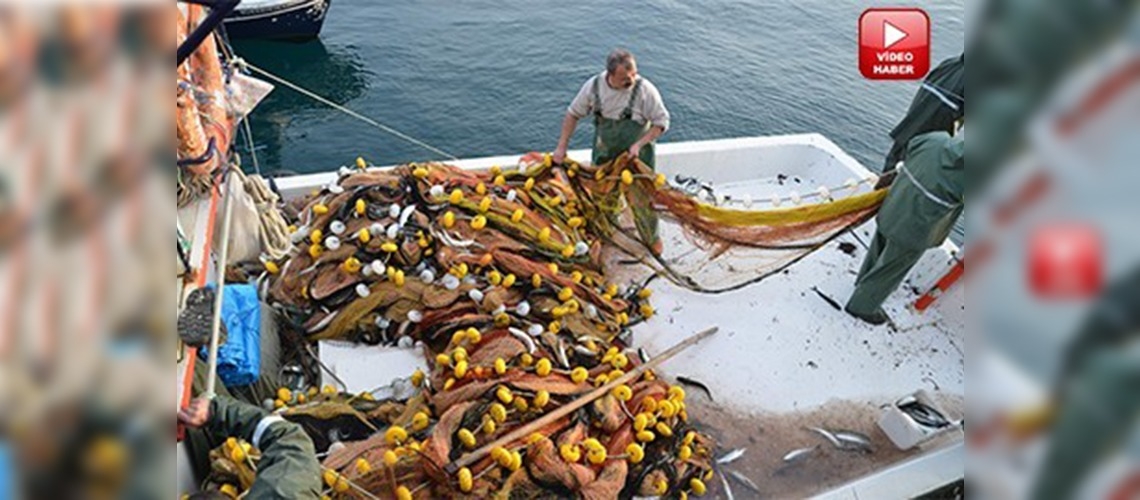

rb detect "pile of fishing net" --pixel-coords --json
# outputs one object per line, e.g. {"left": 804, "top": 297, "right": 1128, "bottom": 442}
{"left": 258, "top": 152, "right": 887, "bottom": 498}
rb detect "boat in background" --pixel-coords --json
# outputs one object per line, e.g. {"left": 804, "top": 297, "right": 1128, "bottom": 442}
{"left": 224, "top": 0, "right": 331, "bottom": 40}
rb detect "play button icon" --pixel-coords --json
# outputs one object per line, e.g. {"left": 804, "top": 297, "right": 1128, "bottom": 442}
{"left": 859, "top": 8, "right": 930, "bottom": 80}
{"left": 883, "top": 21, "right": 908, "bottom": 49}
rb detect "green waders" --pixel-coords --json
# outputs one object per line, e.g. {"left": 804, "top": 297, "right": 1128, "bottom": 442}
{"left": 846, "top": 131, "right": 964, "bottom": 317}
{"left": 846, "top": 231, "right": 927, "bottom": 316}
{"left": 591, "top": 78, "right": 660, "bottom": 247}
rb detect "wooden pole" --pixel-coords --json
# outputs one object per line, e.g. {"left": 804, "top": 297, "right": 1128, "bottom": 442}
{"left": 443, "top": 326, "right": 718, "bottom": 475}
{"left": 205, "top": 168, "right": 238, "bottom": 400}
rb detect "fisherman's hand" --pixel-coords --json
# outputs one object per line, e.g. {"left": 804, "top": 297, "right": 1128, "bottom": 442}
{"left": 552, "top": 147, "right": 567, "bottom": 165}
{"left": 178, "top": 397, "right": 211, "bottom": 428}
{"left": 628, "top": 143, "right": 642, "bottom": 159}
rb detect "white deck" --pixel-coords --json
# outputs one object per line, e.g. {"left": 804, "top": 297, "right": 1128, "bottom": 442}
{"left": 290, "top": 134, "right": 964, "bottom": 497}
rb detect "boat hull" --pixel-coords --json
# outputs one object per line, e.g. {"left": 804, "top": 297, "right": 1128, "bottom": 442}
{"left": 224, "top": 0, "right": 331, "bottom": 41}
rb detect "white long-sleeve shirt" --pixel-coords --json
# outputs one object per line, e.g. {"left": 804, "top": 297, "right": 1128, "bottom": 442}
{"left": 567, "top": 71, "right": 670, "bottom": 131}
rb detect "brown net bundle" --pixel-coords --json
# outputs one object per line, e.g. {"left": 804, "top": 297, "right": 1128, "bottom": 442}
{"left": 260, "top": 152, "right": 885, "bottom": 498}
{"left": 312, "top": 364, "right": 714, "bottom": 499}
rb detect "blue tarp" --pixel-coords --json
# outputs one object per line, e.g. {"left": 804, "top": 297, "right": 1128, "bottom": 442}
{"left": 200, "top": 284, "right": 261, "bottom": 387}
{"left": 0, "top": 441, "right": 11, "bottom": 500}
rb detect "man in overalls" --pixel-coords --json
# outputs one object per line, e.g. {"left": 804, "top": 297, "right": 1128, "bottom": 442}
{"left": 553, "top": 49, "right": 671, "bottom": 253}
{"left": 845, "top": 128, "right": 964, "bottom": 325}
{"left": 882, "top": 53, "right": 964, "bottom": 172}
{"left": 179, "top": 396, "right": 322, "bottom": 498}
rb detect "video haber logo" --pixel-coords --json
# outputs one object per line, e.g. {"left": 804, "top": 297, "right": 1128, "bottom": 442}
{"left": 859, "top": 8, "right": 930, "bottom": 80}
{"left": 1028, "top": 224, "right": 1103, "bottom": 299}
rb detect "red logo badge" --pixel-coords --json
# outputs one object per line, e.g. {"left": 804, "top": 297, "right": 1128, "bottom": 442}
{"left": 859, "top": 8, "right": 930, "bottom": 80}
{"left": 1028, "top": 224, "right": 1103, "bottom": 299}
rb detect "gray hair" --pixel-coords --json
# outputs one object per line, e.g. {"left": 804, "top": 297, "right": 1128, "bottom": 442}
{"left": 606, "top": 49, "right": 636, "bottom": 73}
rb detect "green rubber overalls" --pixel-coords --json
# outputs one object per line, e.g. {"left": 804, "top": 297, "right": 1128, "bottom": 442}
{"left": 591, "top": 77, "right": 659, "bottom": 247}
{"left": 846, "top": 131, "right": 964, "bottom": 316}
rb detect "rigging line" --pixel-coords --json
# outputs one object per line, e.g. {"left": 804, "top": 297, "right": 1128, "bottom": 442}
{"left": 235, "top": 59, "right": 459, "bottom": 161}
{"left": 241, "top": 117, "right": 262, "bottom": 175}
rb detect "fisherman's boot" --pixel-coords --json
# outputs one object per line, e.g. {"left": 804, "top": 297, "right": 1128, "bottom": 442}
{"left": 844, "top": 305, "right": 889, "bottom": 326}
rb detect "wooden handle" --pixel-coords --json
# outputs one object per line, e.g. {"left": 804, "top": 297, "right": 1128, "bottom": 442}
{"left": 443, "top": 326, "right": 718, "bottom": 474}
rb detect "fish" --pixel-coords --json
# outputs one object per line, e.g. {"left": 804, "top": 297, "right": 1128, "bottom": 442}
{"left": 716, "top": 448, "right": 746, "bottom": 464}
{"left": 677, "top": 376, "right": 714, "bottom": 401}
{"left": 899, "top": 400, "right": 950, "bottom": 428}
{"left": 809, "top": 426, "right": 874, "bottom": 453}
{"left": 555, "top": 338, "right": 570, "bottom": 368}
{"left": 508, "top": 327, "right": 537, "bottom": 354}
{"left": 572, "top": 345, "right": 595, "bottom": 356}
{"left": 781, "top": 445, "right": 817, "bottom": 464}
{"left": 834, "top": 430, "right": 874, "bottom": 453}
{"left": 719, "top": 468, "right": 735, "bottom": 500}
{"left": 807, "top": 426, "right": 841, "bottom": 448}
{"left": 306, "top": 310, "right": 339, "bottom": 333}
{"left": 398, "top": 205, "right": 416, "bottom": 226}
{"left": 727, "top": 470, "right": 762, "bottom": 494}
{"left": 433, "top": 229, "right": 476, "bottom": 248}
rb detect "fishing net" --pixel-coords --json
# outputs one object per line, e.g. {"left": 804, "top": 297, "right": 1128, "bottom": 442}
{"left": 257, "top": 152, "right": 885, "bottom": 498}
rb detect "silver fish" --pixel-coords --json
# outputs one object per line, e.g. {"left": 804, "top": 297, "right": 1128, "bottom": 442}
{"left": 306, "top": 310, "right": 339, "bottom": 333}
{"left": 834, "top": 430, "right": 874, "bottom": 452}
{"left": 396, "top": 320, "right": 412, "bottom": 339}
{"left": 727, "top": 470, "right": 762, "bottom": 494}
{"left": 556, "top": 339, "right": 570, "bottom": 368}
{"left": 900, "top": 401, "right": 950, "bottom": 428}
{"left": 576, "top": 334, "right": 606, "bottom": 345}
{"left": 807, "top": 426, "right": 842, "bottom": 448}
{"left": 508, "top": 327, "right": 537, "bottom": 354}
{"left": 719, "top": 468, "right": 735, "bottom": 500}
{"left": 434, "top": 229, "right": 475, "bottom": 248}
{"left": 398, "top": 205, "right": 416, "bottom": 226}
{"left": 810, "top": 427, "right": 874, "bottom": 453}
{"left": 572, "top": 345, "right": 595, "bottom": 356}
{"left": 716, "top": 448, "right": 746, "bottom": 464}
{"left": 298, "top": 263, "right": 320, "bottom": 276}
{"left": 782, "top": 445, "right": 817, "bottom": 464}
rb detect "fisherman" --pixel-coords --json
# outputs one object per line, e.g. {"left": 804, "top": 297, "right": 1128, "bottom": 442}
{"left": 179, "top": 396, "right": 322, "bottom": 498}
{"left": 881, "top": 53, "right": 964, "bottom": 172}
{"left": 552, "top": 48, "right": 671, "bottom": 253}
{"left": 845, "top": 126, "right": 964, "bottom": 325}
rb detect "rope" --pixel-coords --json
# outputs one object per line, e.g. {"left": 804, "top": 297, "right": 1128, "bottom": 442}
{"left": 242, "top": 117, "right": 262, "bottom": 176}
{"left": 235, "top": 59, "right": 459, "bottom": 161}
{"left": 239, "top": 169, "right": 292, "bottom": 260}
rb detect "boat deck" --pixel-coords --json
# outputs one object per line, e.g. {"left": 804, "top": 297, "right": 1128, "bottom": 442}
{"left": 281, "top": 134, "right": 966, "bottom": 498}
